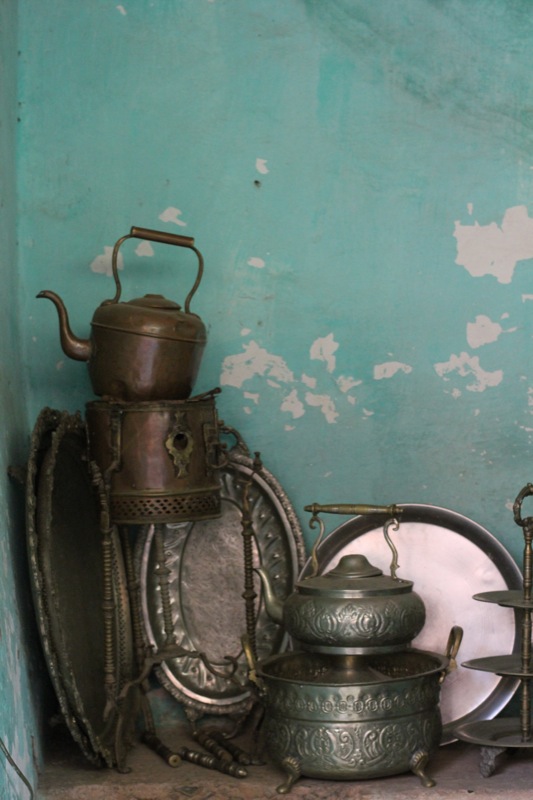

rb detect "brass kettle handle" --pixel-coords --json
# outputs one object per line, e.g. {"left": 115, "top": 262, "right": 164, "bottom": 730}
{"left": 440, "top": 625, "right": 463, "bottom": 683}
{"left": 304, "top": 502, "right": 402, "bottom": 579}
{"left": 304, "top": 503, "right": 401, "bottom": 517}
{"left": 107, "top": 225, "right": 204, "bottom": 312}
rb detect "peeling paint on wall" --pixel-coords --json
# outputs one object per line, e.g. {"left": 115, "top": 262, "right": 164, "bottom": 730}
{"left": 373, "top": 361, "right": 413, "bottom": 380}
{"left": 434, "top": 352, "right": 504, "bottom": 392}
{"left": 310, "top": 333, "right": 338, "bottom": 373}
{"left": 301, "top": 373, "right": 316, "bottom": 389}
{"left": 247, "top": 257, "right": 265, "bottom": 268}
{"left": 220, "top": 340, "right": 295, "bottom": 388}
{"left": 243, "top": 391, "right": 259, "bottom": 404}
{"left": 305, "top": 391, "right": 339, "bottom": 423}
{"left": 159, "top": 207, "right": 187, "bottom": 227}
{"left": 90, "top": 246, "right": 123, "bottom": 276}
{"left": 255, "top": 158, "right": 269, "bottom": 174}
{"left": 337, "top": 375, "right": 361, "bottom": 392}
{"left": 280, "top": 388, "right": 305, "bottom": 419}
{"left": 220, "top": 332, "right": 368, "bottom": 426}
{"left": 466, "top": 314, "right": 516, "bottom": 348}
{"left": 135, "top": 241, "right": 154, "bottom": 257}
{"left": 454, "top": 205, "right": 533, "bottom": 284}
{"left": 466, "top": 315, "right": 502, "bottom": 349}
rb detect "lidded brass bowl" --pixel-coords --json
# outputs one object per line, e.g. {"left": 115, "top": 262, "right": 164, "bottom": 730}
{"left": 256, "top": 505, "right": 426, "bottom": 655}
{"left": 283, "top": 553, "right": 425, "bottom": 654}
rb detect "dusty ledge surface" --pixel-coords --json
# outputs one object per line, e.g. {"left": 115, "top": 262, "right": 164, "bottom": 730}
{"left": 37, "top": 722, "right": 533, "bottom": 800}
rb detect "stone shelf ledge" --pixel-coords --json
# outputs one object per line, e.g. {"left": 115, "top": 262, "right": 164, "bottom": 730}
{"left": 37, "top": 722, "right": 533, "bottom": 800}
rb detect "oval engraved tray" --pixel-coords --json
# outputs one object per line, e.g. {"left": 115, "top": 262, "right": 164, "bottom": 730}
{"left": 136, "top": 444, "right": 305, "bottom": 722}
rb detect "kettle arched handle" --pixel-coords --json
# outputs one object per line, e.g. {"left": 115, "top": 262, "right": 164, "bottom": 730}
{"left": 108, "top": 226, "right": 204, "bottom": 312}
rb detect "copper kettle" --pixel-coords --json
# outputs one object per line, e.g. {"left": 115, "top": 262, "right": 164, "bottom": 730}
{"left": 38, "top": 226, "right": 207, "bottom": 401}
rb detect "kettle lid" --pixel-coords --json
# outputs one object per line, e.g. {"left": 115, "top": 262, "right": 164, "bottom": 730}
{"left": 92, "top": 293, "right": 206, "bottom": 343}
{"left": 127, "top": 293, "right": 182, "bottom": 310}
{"left": 298, "top": 554, "right": 414, "bottom": 597}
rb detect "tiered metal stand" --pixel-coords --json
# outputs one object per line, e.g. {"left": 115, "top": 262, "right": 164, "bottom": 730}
{"left": 455, "top": 483, "right": 533, "bottom": 777}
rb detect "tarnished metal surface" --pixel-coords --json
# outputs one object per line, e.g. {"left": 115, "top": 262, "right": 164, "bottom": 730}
{"left": 256, "top": 649, "right": 450, "bottom": 791}
{"left": 26, "top": 408, "right": 137, "bottom": 767}
{"left": 136, "top": 449, "right": 305, "bottom": 721}
{"left": 257, "top": 551, "right": 426, "bottom": 655}
{"left": 37, "top": 226, "right": 207, "bottom": 401}
{"left": 455, "top": 485, "right": 533, "bottom": 770}
{"left": 86, "top": 390, "right": 222, "bottom": 524}
{"left": 299, "top": 504, "right": 521, "bottom": 743}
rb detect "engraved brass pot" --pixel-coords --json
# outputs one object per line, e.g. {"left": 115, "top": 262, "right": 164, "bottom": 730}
{"left": 255, "top": 646, "right": 453, "bottom": 792}
{"left": 38, "top": 227, "right": 207, "bottom": 401}
{"left": 256, "top": 552, "right": 426, "bottom": 655}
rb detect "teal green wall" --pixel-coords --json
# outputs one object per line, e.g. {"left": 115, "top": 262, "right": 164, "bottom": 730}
{"left": 0, "top": 0, "right": 44, "bottom": 796}
{"left": 11, "top": 0, "right": 533, "bottom": 738}
{"left": 18, "top": 0, "right": 533, "bottom": 565}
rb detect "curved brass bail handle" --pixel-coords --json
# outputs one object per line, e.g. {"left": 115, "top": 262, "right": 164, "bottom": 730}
{"left": 109, "top": 226, "right": 204, "bottom": 312}
{"left": 513, "top": 483, "right": 533, "bottom": 529}
{"left": 303, "top": 503, "right": 401, "bottom": 578}
{"left": 304, "top": 503, "right": 401, "bottom": 518}
{"left": 307, "top": 514, "right": 326, "bottom": 578}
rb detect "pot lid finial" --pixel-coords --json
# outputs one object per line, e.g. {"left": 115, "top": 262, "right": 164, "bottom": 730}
{"left": 327, "top": 554, "right": 383, "bottom": 579}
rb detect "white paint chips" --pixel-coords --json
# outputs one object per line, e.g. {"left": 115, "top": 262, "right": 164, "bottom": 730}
{"left": 220, "top": 331, "right": 367, "bottom": 426}
{"left": 220, "top": 340, "right": 294, "bottom": 388}
{"left": 256, "top": 158, "right": 269, "bottom": 174}
{"left": 116, "top": 4, "right": 127, "bottom": 14}
{"left": 135, "top": 241, "right": 154, "bottom": 257}
{"left": 280, "top": 389, "right": 305, "bottom": 419}
{"left": 310, "top": 333, "right": 338, "bottom": 373}
{"left": 243, "top": 391, "right": 260, "bottom": 404}
{"left": 337, "top": 375, "right": 362, "bottom": 392}
{"left": 434, "top": 352, "right": 503, "bottom": 392}
{"left": 466, "top": 315, "right": 503, "bottom": 349}
{"left": 454, "top": 205, "right": 533, "bottom": 284}
{"left": 301, "top": 373, "right": 317, "bottom": 389}
{"left": 305, "top": 392, "right": 339, "bottom": 424}
{"left": 373, "top": 362, "right": 413, "bottom": 380}
{"left": 159, "top": 207, "right": 187, "bottom": 227}
{"left": 90, "top": 246, "right": 123, "bottom": 276}
{"left": 247, "top": 257, "right": 265, "bottom": 268}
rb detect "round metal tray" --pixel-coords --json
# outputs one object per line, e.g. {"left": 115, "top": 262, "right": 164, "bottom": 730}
{"left": 26, "top": 408, "right": 138, "bottom": 767}
{"left": 136, "top": 448, "right": 306, "bottom": 722}
{"left": 299, "top": 504, "right": 522, "bottom": 744}
{"left": 455, "top": 717, "right": 532, "bottom": 749}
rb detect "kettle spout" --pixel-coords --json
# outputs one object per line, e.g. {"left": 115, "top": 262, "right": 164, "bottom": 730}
{"left": 255, "top": 567, "right": 284, "bottom": 625}
{"left": 37, "top": 290, "right": 91, "bottom": 362}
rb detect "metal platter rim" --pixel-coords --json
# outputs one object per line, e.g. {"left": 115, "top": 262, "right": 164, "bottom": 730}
{"left": 136, "top": 446, "right": 305, "bottom": 721}
{"left": 299, "top": 502, "right": 522, "bottom": 745}
{"left": 27, "top": 408, "right": 136, "bottom": 766}
{"left": 26, "top": 409, "right": 101, "bottom": 765}
{"left": 455, "top": 718, "right": 533, "bottom": 748}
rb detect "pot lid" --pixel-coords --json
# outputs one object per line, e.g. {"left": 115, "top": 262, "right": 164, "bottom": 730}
{"left": 92, "top": 294, "right": 206, "bottom": 342}
{"left": 127, "top": 293, "right": 182, "bottom": 309}
{"left": 298, "top": 554, "right": 414, "bottom": 597}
